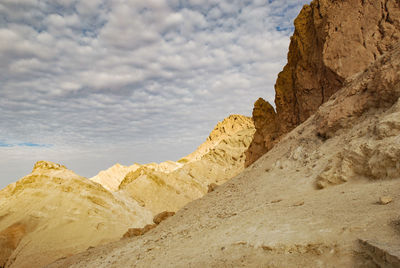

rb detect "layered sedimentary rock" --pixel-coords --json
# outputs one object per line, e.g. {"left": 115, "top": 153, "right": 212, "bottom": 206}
{"left": 246, "top": 0, "right": 400, "bottom": 166}
{"left": 0, "top": 161, "right": 152, "bottom": 268}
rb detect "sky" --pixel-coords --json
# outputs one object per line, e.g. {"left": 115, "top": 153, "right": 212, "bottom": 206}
{"left": 0, "top": 0, "right": 309, "bottom": 189}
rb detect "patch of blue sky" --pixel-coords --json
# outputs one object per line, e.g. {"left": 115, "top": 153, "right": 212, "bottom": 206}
{"left": 0, "top": 141, "right": 52, "bottom": 148}
{"left": 0, "top": 141, "right": 13, "bottom": 147}
{"left": 17, "top": 142, "right": 52, "bottom": 148}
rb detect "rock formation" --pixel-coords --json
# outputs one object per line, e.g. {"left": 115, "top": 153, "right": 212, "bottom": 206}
{"left": 86, "top": 115, "right": 255, "bottom": 217}
{"left": 117, "top": 114, "right": 255, "bottom": 215}
{"left": 90, "top": 163, "right": 141, "bottom": 191}
{"left": 90, "top": 162, "right": 183, "bottom": 192}
{"left": 122, "top": 211, "right": 175, "bottom": 239}
{"left": 152, "top": 211, "right": 175, "bottom": 225}
{"left": 246, "top": 0, "right": 400, "bottom": 166}
{"left": 0, "top": 114, "right": 254, "bottom": 267}
{"left": 49, "top": 41, "right": 400, "bottom": 268}
{"left": 0, "top": 161, "right": 152, "bottom": 268}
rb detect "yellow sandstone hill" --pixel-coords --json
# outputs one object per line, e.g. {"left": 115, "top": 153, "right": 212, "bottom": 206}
{"left": 90, "top": 161, "right": 183, "bottom": 192}
{"left": 0, "top": 161, "right": 153, "bottom": 268}
{"left": 92, "top": 114, "right": 255, "bottom": 215}
{"left": 90, "top": 163, "right": 141, "bottom": 191}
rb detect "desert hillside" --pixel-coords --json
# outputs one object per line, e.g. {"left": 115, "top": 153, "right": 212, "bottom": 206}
{"left": 48, "top": 0, "right": 400, "bottom": 267}
{"left": 0, "top": 114, "right": 254, "bottom": 268}
{"left": 0, "top": 161, "right": 153, "bottom": 268}
{"left": 49, "top": 40, "right": 400, "bottom": 268}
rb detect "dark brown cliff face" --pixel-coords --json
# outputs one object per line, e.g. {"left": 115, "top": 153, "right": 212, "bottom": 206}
{"left": 246, "top": 0, "right": 400, "bottom": 166}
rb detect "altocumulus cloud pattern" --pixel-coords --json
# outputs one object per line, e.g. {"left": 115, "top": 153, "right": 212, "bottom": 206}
{"left": 0, "top": 0, "right": 308, "bottom": 187}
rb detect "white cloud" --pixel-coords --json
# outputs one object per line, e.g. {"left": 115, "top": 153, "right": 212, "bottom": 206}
{"left": 0, "top": 0, "right": 309, "bottom": 188}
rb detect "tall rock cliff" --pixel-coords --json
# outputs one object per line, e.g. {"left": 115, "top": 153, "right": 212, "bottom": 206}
{"left": 246, "top": 0, "right": 400, "bottom": 166}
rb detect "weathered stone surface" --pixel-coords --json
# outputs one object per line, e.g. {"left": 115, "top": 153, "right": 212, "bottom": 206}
{"left": 207, "top": 183, "right": 218, "bottom": 193}
{"left": 379, "top": 196, "right": 393, "bottom": 205}
{"left": 0, "top": 223, "right": 26, "bottom": 267}
{"left": 245, "top": 98, "right": 278, "bottom": 167}
{"left": 359, "top": 239, "right": 400, "bottom": 268}
{"left": 315, "top": 45, "right": 400, "bottom": 188}
{"left": 122, "top": 224, "right": 157, "bottom": 239}
{"left": 246, "top": 0, "right": 400, "bottom": 166}
{"left": 153, "top": 211, "right": 175, "bottom": 225}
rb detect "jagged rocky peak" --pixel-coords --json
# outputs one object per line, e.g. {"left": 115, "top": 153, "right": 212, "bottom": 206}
{"left": 182, "top": 114, "right": 254, "bottom": 163}
{"left": 245, "top": 0, "right": 400, "bottom": 166}
{"left": 207, "top": 114, "right": 254, "bottom": 142}
{"left": 32, "top": 160, "right": 67, "bottom": 171}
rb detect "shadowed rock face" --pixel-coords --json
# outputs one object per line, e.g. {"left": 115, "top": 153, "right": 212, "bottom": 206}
{"left": 0, "top": 223, "right": 26, "bottom": 267}
{"left": 246, "top": 0, "right": 400, "bottom": 166}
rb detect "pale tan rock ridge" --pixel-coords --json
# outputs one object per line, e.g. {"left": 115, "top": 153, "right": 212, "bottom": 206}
{"left": 116, "top": 114, "right": 255, "bottom": 215}
{"left": 183, "top": 114, "right": 255, "bottom": 162}
{"left": 90, "top": 161, "right": 183, "bottom": 192}
{"left": 90, "top": 115, "right": 253, "bottom": 198}
{"left": 90, "top": 163, "right": 141, "bottom": 191}
{"left": 0, "top": 161, "right": 152, "bottom": 268}
{"left": 246, "top": 0, "right": 400, "bottom": 166}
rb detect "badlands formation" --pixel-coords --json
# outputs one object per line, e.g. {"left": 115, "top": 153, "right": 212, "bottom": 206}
{"left": 50, "top": 0, "right": 400, "bottom": 267}
{"left": 0, "top": 115, "right": 254, "bottom": 267}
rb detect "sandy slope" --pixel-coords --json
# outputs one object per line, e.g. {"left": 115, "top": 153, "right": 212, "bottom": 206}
{"left": 49, "top": 47, "right": 400, "bottom": 267}
{"left": 0, "top": 161, "right": 152, "bottom": 268}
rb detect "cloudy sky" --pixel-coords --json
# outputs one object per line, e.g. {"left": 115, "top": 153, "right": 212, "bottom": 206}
{"left": 0, "top": 0, "right": 308, "bottom": 188}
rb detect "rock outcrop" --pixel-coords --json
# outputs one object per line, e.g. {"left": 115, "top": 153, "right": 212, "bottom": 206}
{"left": 246, "top": 0, "right": 400, "bottom": 166}
{"left": 314, "top": 46, "right": 400, "bottom": 188}
{"left": 90, "top": 163, "right": 141, "bottom": 191}
{"left": 0, "top": 161, "right": 152, "bottom": 268}
{"left": 153, "top": 211, "right": 175, "bottom": 225}
{"left": 122, "top": 211, "right": 175, "bottom": 239}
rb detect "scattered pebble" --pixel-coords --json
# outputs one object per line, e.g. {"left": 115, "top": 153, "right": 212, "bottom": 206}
{"left": 293, "top": 201, "right": 305, "bottom": 207}
{"left": 379, "top": 196, "right": 393, "bottom": 205}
